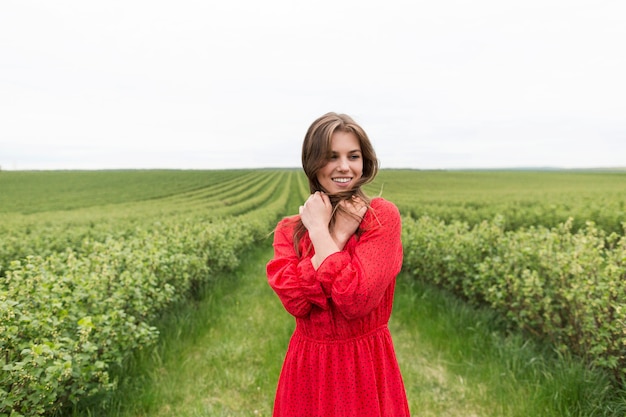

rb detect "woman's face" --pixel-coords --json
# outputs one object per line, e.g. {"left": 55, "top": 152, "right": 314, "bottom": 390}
{"left": 316, "top": 130, "right": 363, "bottom": 194}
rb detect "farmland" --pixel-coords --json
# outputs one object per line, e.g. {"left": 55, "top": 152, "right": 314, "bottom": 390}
{"left": 1, "top": 169, "right": 626, "bottom": 416}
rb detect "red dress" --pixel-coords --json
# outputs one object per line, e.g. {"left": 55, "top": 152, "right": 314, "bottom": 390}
{"left": 267, "top": 198, "right": 410, "bottom": 417}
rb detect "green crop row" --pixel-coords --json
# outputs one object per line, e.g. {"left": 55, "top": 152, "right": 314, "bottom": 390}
{"left": 0, "top": 170, "right": 255, "bottom": 215}
{"left": 367, "top": 170, "right": 626, "bottom": 234}
{"left": 402, "top": 215, "right": 626, "bottom": 384}
{"left": 397, "top": 198, "right": 626, "bottom": 235}
{"left": 0, "top": 171, "right": 300, "bottom": 416}
{"left": 0, "top": 214, "right": 276, "bottom": 416}
{"left": 0, "top": 171, "right": 287, "bottom": 276}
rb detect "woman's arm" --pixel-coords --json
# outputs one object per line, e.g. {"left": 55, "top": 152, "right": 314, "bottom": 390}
{"left": 299, "top": 191, "right": 341, "bottom": 269}
{"left": 316, "top": 199, "right": 403, "bottom": 320}
{"left": 266, "top": 218, "right": 329, "bottom": 318}
{"left": 301, "top": 192, "right": 366, "bottom": 269}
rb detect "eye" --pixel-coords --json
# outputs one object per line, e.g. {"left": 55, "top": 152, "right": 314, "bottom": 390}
{"left": 349, "top": 154, "right": 361, "bottom": 160}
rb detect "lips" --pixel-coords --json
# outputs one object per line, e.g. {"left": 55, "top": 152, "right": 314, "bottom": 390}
{"left": 332, "top": 177, "right": 352, "bottom": 183}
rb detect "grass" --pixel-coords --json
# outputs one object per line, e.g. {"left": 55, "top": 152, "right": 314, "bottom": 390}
{"left": 67, "top": 241, "right": 291, "bottom": 417}
{"left": 67, "top": 241, "right": 626, "bottom": 417}
{"left": 392, "top": 275, "right": 626, "bottom": 416}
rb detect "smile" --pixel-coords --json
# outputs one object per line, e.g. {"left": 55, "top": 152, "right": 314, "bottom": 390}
{"left": 332, "top": 177, "right": 352, "bottom": 183}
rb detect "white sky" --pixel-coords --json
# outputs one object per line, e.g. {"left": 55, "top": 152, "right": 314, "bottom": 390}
{"left": 1, "top": 0, "right": 625, "bottom": 170}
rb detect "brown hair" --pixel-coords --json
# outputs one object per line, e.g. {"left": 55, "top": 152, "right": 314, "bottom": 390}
{"left": 294, "top": 112, "right": 380, "bottom": 255}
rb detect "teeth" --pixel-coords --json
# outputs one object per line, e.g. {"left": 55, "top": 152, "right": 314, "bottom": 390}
{"left": 333, "top": 178, "right": 351, "bottom": 183}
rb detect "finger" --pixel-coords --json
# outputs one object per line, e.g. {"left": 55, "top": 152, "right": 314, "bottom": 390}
{"left": 340, "top": 199, "right": 366, "bottom": 217}
{"left": 338, "top": 199, "right": 351, "bottom": 210}
{"left": 340, "top": 198, "right": 357, "bottom": 208}
{"left": 350, "top": 196, "right": 364, "bottom": 207}
{"left": 305, "top": 193, "right": 317, "bottom": 205}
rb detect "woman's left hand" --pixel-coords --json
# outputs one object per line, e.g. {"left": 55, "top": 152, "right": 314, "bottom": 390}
{"left": 332, "top": 196, "right": 367, "bottom": 249}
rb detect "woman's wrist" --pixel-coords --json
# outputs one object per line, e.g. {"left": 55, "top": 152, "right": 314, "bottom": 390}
{"left": 308, "top": 228, "right": 340, "bottom": 269}
{"left": 308, "top": 226, "right": 332, "bottom": 244}
{"left": 331, "top": 231, "right": 351, "bottom": 250}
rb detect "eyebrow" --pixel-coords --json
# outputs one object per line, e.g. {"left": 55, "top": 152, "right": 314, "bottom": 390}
{"left": 330, "top": 149, "right": 362, "bottom": 154}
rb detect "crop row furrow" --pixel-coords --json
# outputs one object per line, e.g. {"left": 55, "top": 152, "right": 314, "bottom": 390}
{"left": 154, "top": 170, "right": 265, "bottom": 204}
{"left": 160, "top": 170, "right": 283, "bottom": 216}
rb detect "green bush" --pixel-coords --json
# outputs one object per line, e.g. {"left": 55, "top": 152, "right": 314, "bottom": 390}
{"left": 0, "top": 215, "right": 276, "bottom": 416}
{"left": 402, "top": 216, "right": 626, "bottom": 384}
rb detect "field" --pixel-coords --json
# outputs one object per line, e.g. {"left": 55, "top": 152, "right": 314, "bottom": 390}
{"left": 1, "top": 169, "right": 626, "bottom": 416}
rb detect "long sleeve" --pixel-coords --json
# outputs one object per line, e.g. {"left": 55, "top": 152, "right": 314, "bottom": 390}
{"left": 316, "top": 198, "right": 403, "bottom": 320}
{"left": 266, "top": 217, "right": 330, "bottom": 318}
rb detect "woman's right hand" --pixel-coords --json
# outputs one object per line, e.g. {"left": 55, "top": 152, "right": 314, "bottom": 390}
{"left": 299, "top": 192, "right": 340, "bottom": 269}
{"left": 299, "top": 191, "right": 333, "bottom": 233}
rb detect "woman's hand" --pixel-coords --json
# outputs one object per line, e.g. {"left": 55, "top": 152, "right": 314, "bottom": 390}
{"left": 332, "top": 196, "right": 367, "bottom": 249}
{"left": 299, "top": 191, "right": 332, "bottom": 233}
{"left": 299, "top": 192, "right": 340, "bottom": 270}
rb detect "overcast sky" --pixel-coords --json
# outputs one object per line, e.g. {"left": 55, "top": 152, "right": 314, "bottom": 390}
{"left": 1, "top": 0, "right": 624, "bottom": 170}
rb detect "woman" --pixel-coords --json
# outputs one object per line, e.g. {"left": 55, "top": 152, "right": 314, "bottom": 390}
{"left": 266, "top": 112, "right": 410, "bottom": 416}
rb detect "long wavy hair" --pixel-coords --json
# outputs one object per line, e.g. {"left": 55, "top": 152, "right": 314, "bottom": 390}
{"left": 293, "top": 112, "right": 379, "bottom": 255}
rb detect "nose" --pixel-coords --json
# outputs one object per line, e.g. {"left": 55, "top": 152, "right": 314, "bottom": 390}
{"left": 338, "top": 157, "right": 349, "bottom": 171}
